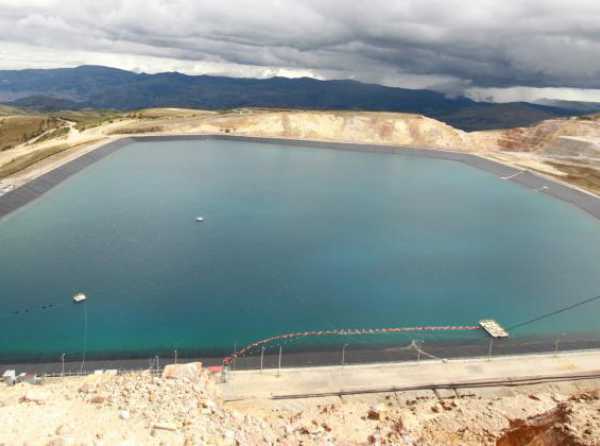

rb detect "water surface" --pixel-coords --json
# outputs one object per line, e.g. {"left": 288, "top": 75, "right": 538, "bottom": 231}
{"left": 2, "top": 139, "right": 600, "bottom": 362}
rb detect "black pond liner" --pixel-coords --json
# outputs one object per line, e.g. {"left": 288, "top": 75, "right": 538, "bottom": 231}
{"left": 3, "top": 333, "right": 600, "bottom": 375}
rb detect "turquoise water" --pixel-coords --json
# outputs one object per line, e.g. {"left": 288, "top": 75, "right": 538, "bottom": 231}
{"left": 2, "top": 139, "right": 600, "bottom": 362}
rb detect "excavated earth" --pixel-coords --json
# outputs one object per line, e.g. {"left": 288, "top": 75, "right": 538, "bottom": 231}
{"left": 472, "top": 115, "right": 600, "bottom": 194}
{"left": 2, "top": 364, "right": 600, "bottom": 446}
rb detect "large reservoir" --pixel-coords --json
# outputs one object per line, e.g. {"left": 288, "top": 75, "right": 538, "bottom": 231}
{"left": 2, "top": 138, "right": 600, "bottom": 363}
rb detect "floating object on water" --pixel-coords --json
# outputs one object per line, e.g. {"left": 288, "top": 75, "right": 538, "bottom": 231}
{"left": 195, "top": 217, "right": 205, "bottom": 222}
{"left": 223, "top": 324, "right": 482, "bottom": 365}
{"left": 73, "top": 293, "right": 87, "bottom": 304}
{"left": 479, "top": 319, "right": 509, "bottom": 338}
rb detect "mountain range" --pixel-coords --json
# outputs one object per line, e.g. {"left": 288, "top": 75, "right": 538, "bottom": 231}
{"left": 2, "top": 65, "right": 600, "bottom": 131}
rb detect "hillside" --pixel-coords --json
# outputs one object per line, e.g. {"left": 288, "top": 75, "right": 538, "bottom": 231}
{"left": 471, "top": 115, "right": 600, "bottom": 194}
{"left": 1, "top": 107, "right": 600, "bottom": 197}
{"left": 0, "top": 115, "right": 62, "bottom": 152}
{"left": 0, "top": 65, "right": 579, "bottom": 131}
{"left": 437, "top": 102, "right": 567, "bottom": 131}
{"left": 2, "top": 362, "right": 600, "bottom": 445}
{"left": 535, "top": 99, "right": 600, "bottom": 114}
{"left": 0, "top": 104, "right": 23, "bottom": 116}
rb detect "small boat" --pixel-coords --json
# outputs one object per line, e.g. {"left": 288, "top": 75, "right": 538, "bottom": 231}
{"left": 195, "top": 217, "right": 205, "bottom": 222}
{"left": 73, "top": 293, "right": 87, "bottom": 303}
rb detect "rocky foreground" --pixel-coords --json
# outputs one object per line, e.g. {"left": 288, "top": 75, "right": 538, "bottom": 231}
{"left": 1, "top": 362, "right": 600, "bottom": 445}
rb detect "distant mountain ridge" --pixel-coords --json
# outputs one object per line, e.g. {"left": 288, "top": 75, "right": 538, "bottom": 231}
{"left": 534, "top": 98, "right": 600, "bottom": 114}
{"left": 0, "top": 65, "right": 584, "bottom": 131}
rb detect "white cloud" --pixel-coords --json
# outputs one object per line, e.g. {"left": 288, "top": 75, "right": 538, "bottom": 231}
{"left": 467, "top": 86, "right": 600, "bottom": 104}
{"left": 1, "top": 0, "right": 600, "bottom": 102}
{"left": 0, "top": 41, "right": 323, "bottom": 79}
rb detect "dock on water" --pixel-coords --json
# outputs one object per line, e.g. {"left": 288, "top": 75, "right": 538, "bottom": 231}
{"left": 479, "top": 319, "right": 509, "bottom": 338}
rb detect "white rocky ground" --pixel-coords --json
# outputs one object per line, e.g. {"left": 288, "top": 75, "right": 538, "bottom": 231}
{"left": 2, "top": 362, "right": 600, "bottom": 445}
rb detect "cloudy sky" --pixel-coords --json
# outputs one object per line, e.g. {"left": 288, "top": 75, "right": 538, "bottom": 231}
{"left": 1, "top": 0, "right": 600, "bottom": 102}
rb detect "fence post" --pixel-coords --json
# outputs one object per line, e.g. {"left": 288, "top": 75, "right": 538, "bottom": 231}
{"left": 488, "top": 339, "right": 494, "bottom": 361}
{"left": 221, "top": 365, "right": 229, "bottom": 383}
{"left": 277, "top": 346, "right": 282, "bottom": 377}
{"left": 554, "top": 333, "right": 565, "bottom": 356}
{"left": 260, "top": 347, "right": 265, "bottom": 373}
{"left": 233, "top": 342, "right": 237, "bottom": 371}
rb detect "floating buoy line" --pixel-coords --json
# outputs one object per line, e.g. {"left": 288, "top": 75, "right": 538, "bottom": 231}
{"left": 1, "top": 292, "right": 88, "bottom": 320}
{"left": 224, "top": 325, "right": 481, "bottom": 365}
{"left": 0, "top": 302, "right": 66, "bottom": 320}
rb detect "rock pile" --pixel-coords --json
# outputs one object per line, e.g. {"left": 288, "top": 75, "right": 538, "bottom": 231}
{"left": 70, "top": 363, "right": 275, "bottom": 445}
{"left": 2, "top": 363, "right": 600, "bottom": 445}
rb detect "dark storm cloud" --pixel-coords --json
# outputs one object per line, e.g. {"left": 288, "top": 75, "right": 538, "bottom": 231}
{"left": 1, "top": 0, "right": 600, "bottom": 92}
